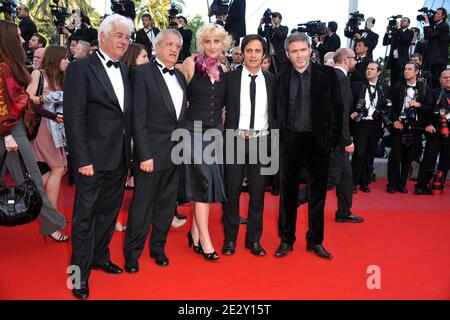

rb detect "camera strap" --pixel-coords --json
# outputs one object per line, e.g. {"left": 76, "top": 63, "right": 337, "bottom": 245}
{"left": 436, "top": 89, "right": 450, "bottom": 108}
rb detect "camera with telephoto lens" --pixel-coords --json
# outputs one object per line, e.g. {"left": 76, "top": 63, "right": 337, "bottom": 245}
{"left": 49, "top": 0, "right": 70, "bottom": 30}
{"left": 400, "top": 106, "right": 418, "bottom": 129}
{"left": 347, "top": 11, "right": 365, "bottom": 34}
{"left": 168, "top": 4, "right": 179, "bottom": 29}
{"left": 373, "top": 98, "right": 394, "bottom": 130}
{"left": 417, "top": 7, "right": 436, "bottom": 24}
{"left": 297, "top": 20, "right": 327, "bottom": 37}
{"left": 354, "top": 98, "right": 369, "bottom": 123}
{"left": 0, "top": 0, "right": 16, "bottom": 15}
{"left": 435, "top": 107, "right": 450, "bottom": 138}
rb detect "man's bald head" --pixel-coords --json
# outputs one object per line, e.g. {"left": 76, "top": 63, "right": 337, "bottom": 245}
{"left": 33, "top": 47, "right": 46, "bottom": 70}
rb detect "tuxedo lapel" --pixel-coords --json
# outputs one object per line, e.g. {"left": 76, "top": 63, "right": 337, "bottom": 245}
{"left": 150, "top": 60, "right": 177, "bottom": 120}
{"left": 234, "top": 69, "right": 243, "bottom": 126}
{"left": 88, "top": 54, "right": 121, "bottom": 112}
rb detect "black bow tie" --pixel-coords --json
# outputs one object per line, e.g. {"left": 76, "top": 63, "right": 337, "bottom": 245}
{"left": 407, "top": 85, "right": 417, "bottom": 90}
{"left": 162, "top": 67, "right": 175, "bottom": 76}
{"left": 106, "top": 60, "right": 121, "bottom": 69}
{"left": 356, "top": 57, "right": 362, "bottom": 63}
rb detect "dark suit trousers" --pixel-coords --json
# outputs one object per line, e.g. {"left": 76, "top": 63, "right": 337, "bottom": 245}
{"left": 328, "top": 149, "right": 353, "bottom": 217}
{"left": 387, "top": 130, "right": 415, "bottom": 187}
{"left": 124, "top": 165, "right": 179, "bottom": 262}
{"left": 70, "top": 165, "right": 127, "bottom": 282}
{"left": 223, "top": 137, "right": 267, "bottom": 243}
{"left": 351, "top": 121, "right": 383, "bottom": 187}
{"left": 417, "top": 133, "right": 450, "bottom": 188}
{"left": 278, "top": 131, "right": 329, "bottom": 246}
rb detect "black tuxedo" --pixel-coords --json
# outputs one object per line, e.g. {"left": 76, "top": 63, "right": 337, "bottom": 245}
{"left": 222, "top": 68, "right": 276, "bottom": 244}
{"left": 19, "top": 16, "right": 37, "bottom": 44}
{"left": 328, "top": 68, "right": 354, "bottom": 217}
{"left": 134, "top": 27, "right": 160, "bottom": 55}
{"left": 387, "top": 81, "right": 432, "bottom": 188}
{"left": 383, "top": 28, "right": 414, "bottom": 83}
{"left": 68, "top": 25, "right": 98, "bottom": 44}
{"left": 178, "top": 27, "right": 192, "bottom": 61}
{"left": 225, "top": 0, "right": 246, "bottom": 39}
{"left": 351, "top": 55, "right": 373, "bottom": 82}
{"left": 258, "top": 24, "right": 289, "bottom": 73}
{"left": 424, "top": 21, "right": 450, "bottom": 88}
{"left": 345, "top": 28, "right": 379, "bottom": 57}
{"left": 65, "top": 52, "right": 132, "bottom": 282}
{"left": 276, "top": 63, "right": 343, "bottom": 246}
{"left": 124, "top": 60, "right": 187, "bottom": 263}
{"left": 316, "top": 34, "right": 341, "bottom": 64}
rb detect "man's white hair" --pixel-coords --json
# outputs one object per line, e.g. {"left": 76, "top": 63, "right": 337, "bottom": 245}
{"left": 98, "top": 14, "right": 134, "bottom": 39}
{"left": 154, "top": 29, "right": 183, "bottom": 47}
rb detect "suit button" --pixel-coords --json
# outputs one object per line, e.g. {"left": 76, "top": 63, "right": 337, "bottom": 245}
{"left": 210, "top": 111, "right": 214, "bottom": 114}
{"left": 211, "top": 103, "right": 214, "bottom": 107}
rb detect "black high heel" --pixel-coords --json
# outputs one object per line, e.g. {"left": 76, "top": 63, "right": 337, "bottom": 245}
{"left": 199, "top": 243, "right": 219, "bottom": 261}
{"left": 187, "top": 231, "right": 203, "bottom": 254}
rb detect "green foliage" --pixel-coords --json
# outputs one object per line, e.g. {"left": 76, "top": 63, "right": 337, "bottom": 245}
{"left": 186, "top": 14, "right": 204, "bottom": 53}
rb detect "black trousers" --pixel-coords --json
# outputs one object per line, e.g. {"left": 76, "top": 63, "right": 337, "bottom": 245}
{"left": 351, "top": 120, "right": 383, "bottom": 187}
{"left": 278, "top": 131, "right": 329, "bottom": 246}
{"left": 328, "top": 149, "right": 353, "bottom": 217}
{"left": 223, "top": 136, "right": 268, "bottom": 243}
{"left": 124, "top": 165, "right": 179, "bottom": 262}
{"left": 416, "top": 133, "right": 450, "bottom": 188}
{"left": 70, "top": 164, "right": 127, "bottom": 282}
{"left": 387, "top": 130, "right": 417, "bottom": 188}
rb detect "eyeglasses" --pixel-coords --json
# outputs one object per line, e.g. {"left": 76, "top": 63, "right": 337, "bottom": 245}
{"left": 346, "top": 56, "right": 357, "bottom": 60}
{"left": 110, "top": 32, "right": 132, "bottom": 44}
{"left": 160, "top": 41, "right": 182, "bottom": 50}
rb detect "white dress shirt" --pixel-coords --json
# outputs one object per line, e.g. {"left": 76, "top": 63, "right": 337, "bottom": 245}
{"left": 363, "top": 81, "right": 378, "bottom": 120}
{"left": 144, "top": 28, "right": 156, "bottom": 44}
{"left": 97, "top": 49, "right": 125, "bottom": 111}
{"left": 238, "top": 67, "right": 269, "bottom": 130}
{"left": 155, "top": 58, "right": 183, "bottom": 119}
{"left": 401, "top": 82, "right": 417, "bottom": 116}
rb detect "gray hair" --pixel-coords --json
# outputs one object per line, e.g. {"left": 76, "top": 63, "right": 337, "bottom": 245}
{"left": 77, "top": 40, "right": 90, "bottom": 54}
{"left": 284, "top": 33, "right": 311, "bottom": 51}
{"left": 154, "top": 29, "right": 183, "bottom": 47}
{"left": 98, "top": 14, "right": 134, "bottom": 38}
{"left": 324, "top": 51, "right": 336, "bottom": 66}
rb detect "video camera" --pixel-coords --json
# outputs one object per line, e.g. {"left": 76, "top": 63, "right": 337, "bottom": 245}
{"left": 297, "top": 20, "right": 327, "bottom": 37}
{"left": 261, "top": 8, "right": 273, "bottom": 29}
{"left": 387, "top": 15, "right": 402, "bottom": 32}
{"left": 0, "top": 0, "right": 16, "bottom": 16}
{"left": 111, "top": 0, "right": 135, "bottom": 20}
{"left": 49, "top": 0, "right": 71, "bottom": 30}
{"left": 417, "top": 7, "right": 436, "bottom": 24}
{"left": 167, "top": 4, "right": 179, "bottom": 29}
{"left": 347, "top": 11, "right": 365, "bottom": 34}
{"left": 211, "top": 0, "right": 230, "bottom": 16}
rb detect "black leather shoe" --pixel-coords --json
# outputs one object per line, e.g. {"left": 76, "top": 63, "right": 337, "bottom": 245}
{"left": 271, "top": 187, "right": 280, "bottom": 196}
{"left": 150, "top": 251, "right": 169, "bottom": 266}
{"left": 92, "top": 260, "right": 123, "bottom": 274}
{"left": 306, "top": 244, "right": 333, "bottom": 259}
{"left": 414, "top": 187, "right": 431, "bottom": 195}
{"left": 335, "top": 214, "right": 364, "bottom": 223}
{"left": 72, "top": 280, "right": 89, "bottom": 299}
{"left": 397, "top": 185, "right": 408, "bottom": 194}
{"left": 222, "top": 241, "right": 236, "bottom": 255}
{"left": 360, "top": 185, "right": 371, "bottom": 193}
{"left": 239, "top": 216, "right": 248, "bottom": 224}
{"left": 124, "top": 260, "right": 139, "bottom": 273}
{"left": 275, "top": 242, "right": 293, "bottom": 257}
{"left": 245, "top": 241, "right": 267, "bottom": 256}
{"left": 386, "top": 185, "right": 396, "bottom": 194}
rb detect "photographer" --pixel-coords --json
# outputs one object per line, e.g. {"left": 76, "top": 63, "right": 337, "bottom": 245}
{"left": 110, "top": 0, "right": 135, "bottom": 20}
{"left": 383, "top": 17, "right": 414, "bottom": 85}
{"left": 351, "top": 62, "right": 390, "bottom": 193}
{"left": 386, "top": 62, "right": 432, "bottom": 193}
{"left": 410, "top": 53, "right": 432, "bottom": 87}
{"left": 422, "top": 7, "right": 449, "bottom": 89}
{"left": 258, "top": 11, "right": 288, "bottom": 73}
{"left": 350, "top": 38, "right": 373, "bottom": 82}
{"left": 409, "top": 27, "right": 426, "bottom": 57}
{"left": 415, "top": 69, "right": 450, "bottom": 195}
{"left": 345, "top": 17, "right": 379, "bottom": 58}
{"left": 16, "top": 5, "right": 37, "bottom": 45}
{"left": 177, "top": 16, "right": 192, "bottom": 61}
{"left": 312, "top": 21, "right": 341, "bottom": 65}
{"left": 224, "top": 0, "right": 246, "bottom": 45}
{"left": 63, "top": 15, "right": 98, "bottom": 45}
{"left": 134, "top": 13, "right": 160, "bottom": 56}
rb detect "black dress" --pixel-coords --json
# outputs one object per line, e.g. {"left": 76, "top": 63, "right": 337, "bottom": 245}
{"left": 183, "top": 66, "right": 227, "bottom": 203}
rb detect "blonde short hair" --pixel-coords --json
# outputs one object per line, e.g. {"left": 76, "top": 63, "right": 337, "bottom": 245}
{"left": 196, "top": 23, "right": 230, "bottom": 54}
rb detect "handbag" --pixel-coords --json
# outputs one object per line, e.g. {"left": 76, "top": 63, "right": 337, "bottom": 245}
{"left": 23, "top": 71, "right": 44, "bottom": 140}
{"left": 0, "top": 150, "right": 43, "bottom": 227}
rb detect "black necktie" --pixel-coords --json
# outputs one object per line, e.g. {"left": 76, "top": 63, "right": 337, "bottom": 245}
{"left": 249, "top": 75, "right": 257, "bottom": 129}
{"left": 294, "top": 71, "right": 304, "bottom": 131}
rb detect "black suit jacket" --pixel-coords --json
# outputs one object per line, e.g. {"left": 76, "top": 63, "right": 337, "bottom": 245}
{"left": 276, "top": 63, "right": 343, "bottom": 154}
{"left": 64, "top": 53, "right": 132, "bottom": 171}
{"left": 131, "top": 60, "right": 187, "bottom": 172}
{"left": 178, "top": 27, "right": 192, "bottom": 61}
{"left": 258, "top": 25, "right": 289, "bottom": 65}
{"left": 424, "top": 21, "right": 450, "bottom": 65}
{"left": 68, "top": 25, "right": 98, "bottom": 44}
{"left": 225, "top": 0, "right": 246, "bottom": 38}
{"left": 346, "top": 28, "right": 379, "bottom": 56}
{"left": 134, "top": 27, "right": 160, "bottom": 55}
{"left": 224, "top": 69, "right": 276, "bottom": 130}
{"left": 317, "top": 34, "right": 341, "bottom": 63}
{"left": 19, "top": 16, "right": 37, "bottom": 44}
{"left": 383, "top": 28, "right": 414, "bottom": 67}
{"left": 334, "top": 68, "right": 353, "bottom": 148}
{"left": 351, "top": 56, "right": 373, "bottom": 82}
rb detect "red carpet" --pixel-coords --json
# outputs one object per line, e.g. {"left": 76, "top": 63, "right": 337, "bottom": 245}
{"left": 0, "top": 178, "right": 449, "bottom": 300}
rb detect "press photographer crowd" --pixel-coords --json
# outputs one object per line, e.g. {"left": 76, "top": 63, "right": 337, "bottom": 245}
{"left": 0, "top": 0, "right": 449, "bottom": 299}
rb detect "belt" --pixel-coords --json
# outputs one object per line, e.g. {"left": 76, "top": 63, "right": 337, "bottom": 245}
{"left": 238, "top": 129, "right": 270, "bottom": 139}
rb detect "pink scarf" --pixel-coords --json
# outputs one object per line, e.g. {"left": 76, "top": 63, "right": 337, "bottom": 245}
{"left": 196, "top": 55, "right": 220, "bottom": 82}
